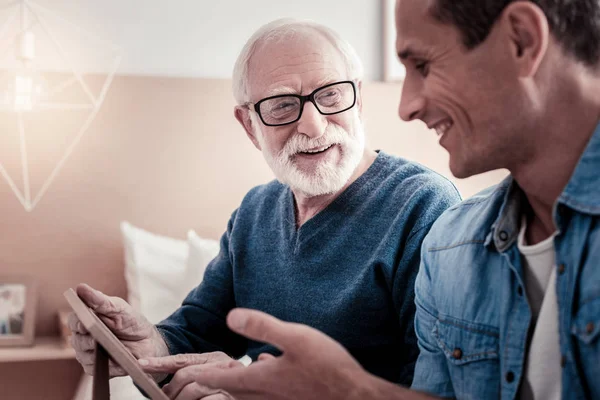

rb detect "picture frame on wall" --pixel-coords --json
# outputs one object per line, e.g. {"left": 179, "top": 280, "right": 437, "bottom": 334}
{"left": 0, "top": 277, "right": 37, "bottom": 347}
{"left": 382, "top": 0, "right": 406, "bottom": 81}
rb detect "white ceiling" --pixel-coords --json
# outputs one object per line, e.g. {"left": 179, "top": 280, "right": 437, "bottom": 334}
{"left": 0, "top": 0, "right": 384, "bottom": 80}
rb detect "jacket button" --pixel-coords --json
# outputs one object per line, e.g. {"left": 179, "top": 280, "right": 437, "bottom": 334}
{"left": 452, "top": 348, "right": 463, "bottom": 360}
{"left": 517, "top": 286, "right": 523, "bottom": 296}
{"left": 506, "top": 371, "right": 515, "bottom": 383}
{"left": 558, "top": 264, "right": 566, "bottom": 274}
{"left": 586, "top": 322, "right": 595, "bottom": 334}
{"left": 499, "top": 231, "right": 509, "bottom": 241}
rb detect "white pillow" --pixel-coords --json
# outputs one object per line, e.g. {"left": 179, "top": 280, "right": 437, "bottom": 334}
{"left": 185, "top": 229, "right": 221, "bottom": 289}
{"left": 121, "top": 223, "right": 220, "bottom": 324}
{"left": 121, "top": 221, "right": 189, "bottom": 324}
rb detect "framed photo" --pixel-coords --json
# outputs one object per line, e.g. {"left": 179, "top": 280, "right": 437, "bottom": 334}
{"left": 0, "top": 277, "right": 37, "bottom": 347}
{"left": 64, "top": 288, "right": 169, "bottom": 400}
{"left": 382, "top": 0, "right": 406, "bottom": 81}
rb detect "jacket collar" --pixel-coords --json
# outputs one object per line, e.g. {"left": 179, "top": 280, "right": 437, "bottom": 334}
{"left": 484, "top": 121, "right": 600, "bottom": 251}
{"left": 484, "top": 177, "right": 524, "bottom": 252}
{"left": 559, "top": 122, "right": 600, "bottom": 216}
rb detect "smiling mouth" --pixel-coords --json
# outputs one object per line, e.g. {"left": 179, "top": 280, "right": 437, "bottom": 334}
{"left": 298, "top": 144, "right": 335, "bottom": 155}
{"left": 433, "top": 120, "right": 453, "bottom": 138}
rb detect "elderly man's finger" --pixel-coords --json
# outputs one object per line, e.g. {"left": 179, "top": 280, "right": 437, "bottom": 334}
{"left": 109, "top": 360, "right": 127, "bottom": 377}
{"left": 171, "top": 382, "right": 232, "bottom": 400}
{"left": 74, "top": 350, "right": 94, "bottom": 366}
{"left": 72, "top": 345, "right": 126, "bottom": 377}
{"left": 226, "top": 308, "right": 314, "bottom": 356}
{"left": 70, "top": 333, "right": 96, "bottom": 353}
{"left": 67, "top": 312, "right": 88, "bottom": 334}
{"left": 140, "top": 353, "right": 207, "bottom": 374}
{"left": 163, "top": 361, "right": 244, "bottom": 398}
{"left": 139, "top": 352, "right": 234, "bottom": 374}
{"left": 188, "top": 364, "right": 270, "bottom": 398}
{"left": 76, "top": 283, "right": 123, "bottom": 317}
{"left": 201, "top": 394, "right": 235, "bottom": 400}
{"left": 74, "top": 350, "right": 95, "bottom": 374}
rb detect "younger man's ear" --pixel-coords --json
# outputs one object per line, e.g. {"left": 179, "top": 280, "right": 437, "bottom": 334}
{"left": 503, "top": 1, "right": 549, "bottom": 77}
{"left": 234, "top": 106, "right": 262, "bottom": 150}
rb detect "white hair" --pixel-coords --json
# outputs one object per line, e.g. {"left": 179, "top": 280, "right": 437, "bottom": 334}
{"left": 232, "top": 18, "right": 364, "bottom": 104}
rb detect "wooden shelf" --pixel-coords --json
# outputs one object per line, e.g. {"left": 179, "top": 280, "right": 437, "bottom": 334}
{"left": 0, "top": 336, "right": 76, "bottom": 363}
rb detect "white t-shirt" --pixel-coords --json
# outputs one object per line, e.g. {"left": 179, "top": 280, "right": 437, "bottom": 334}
{"left": 517, "top": 218, "right": 561, "bottom": 400}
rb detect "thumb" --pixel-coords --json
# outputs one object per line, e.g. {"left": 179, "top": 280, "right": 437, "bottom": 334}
{"left": 227, "top": 308, "right": 311, "bottom": 356}
{"left": 76, "top": 283, "right": 122, "bottom": 317}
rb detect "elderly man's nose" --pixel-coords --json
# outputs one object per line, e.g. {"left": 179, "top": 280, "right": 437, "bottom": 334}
{"left": 297, "top": 102, "right": 327, "bottom": 138}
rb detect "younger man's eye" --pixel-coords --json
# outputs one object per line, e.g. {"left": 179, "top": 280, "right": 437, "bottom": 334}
{"left": 415, "top": 61, "right": 430, "bottom": 77}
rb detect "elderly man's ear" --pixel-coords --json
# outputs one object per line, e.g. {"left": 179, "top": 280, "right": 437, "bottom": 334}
{"left": 234, "top": 106, "right": 262, "bottom": 151}
{"left": 357, "top": 81, "right": 363, "bottom": 115}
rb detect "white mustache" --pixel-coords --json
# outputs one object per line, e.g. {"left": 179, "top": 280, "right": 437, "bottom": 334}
{"left": 282, "top": 126, "right": 348, "bottom": 158}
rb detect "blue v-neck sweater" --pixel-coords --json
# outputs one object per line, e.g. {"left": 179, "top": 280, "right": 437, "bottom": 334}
{"left": 157, "top": 151, "right": 460, "bottom": 385}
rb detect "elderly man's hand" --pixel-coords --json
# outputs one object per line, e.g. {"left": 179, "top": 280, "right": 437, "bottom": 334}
{"left": 139, "top": 352, "right": 243, "bottom": 400}
{"left": 68, "top": 283, "right": 169, "bottom": 379}
{"left": 167, "top": 308, "right": 366, "bottom": 400}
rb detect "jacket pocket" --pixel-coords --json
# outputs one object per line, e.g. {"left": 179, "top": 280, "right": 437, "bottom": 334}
{"left": 571, "top": 296, "right": 600, "bottom": 345}
{"left": 434, "top": 317, "right": 500, "bottom": 364}
{"left": 571, "top": 296, "right": 600, "bottom": 399}
{"left": 434, "top": 317, "right": 501, "bottom": 398}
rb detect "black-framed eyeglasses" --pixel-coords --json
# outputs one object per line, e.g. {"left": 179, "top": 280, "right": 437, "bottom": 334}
{"left": 249, "top": 80, "right": 357, "bottom": 127}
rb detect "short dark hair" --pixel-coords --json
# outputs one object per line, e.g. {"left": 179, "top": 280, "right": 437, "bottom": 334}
{"left": 430, "top": 0, "right": 600, "bottom": 66}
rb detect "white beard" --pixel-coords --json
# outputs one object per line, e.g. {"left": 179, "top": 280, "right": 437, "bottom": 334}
{"left": 252, "top": 110, "right": 366, "bottom": 198}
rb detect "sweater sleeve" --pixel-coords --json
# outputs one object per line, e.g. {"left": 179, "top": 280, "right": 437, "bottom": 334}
{"left": 391, "top": 179, "right": 461, "bottom": 386}
{"left": 155, "top": 210, "right": 247, "bottom": 359}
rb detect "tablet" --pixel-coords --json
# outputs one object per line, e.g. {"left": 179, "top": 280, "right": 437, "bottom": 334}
{"left": 64, "top": 288, "right": 169, "bottom": 400}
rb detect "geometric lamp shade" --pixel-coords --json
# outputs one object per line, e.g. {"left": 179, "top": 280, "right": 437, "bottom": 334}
{"left": 0, "top": 1, "right": 121, "bottom": 211}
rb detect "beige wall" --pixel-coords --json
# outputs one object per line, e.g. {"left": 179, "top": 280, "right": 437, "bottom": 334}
{"left": 0, "top": 76, "right": 506, "bottom": 399}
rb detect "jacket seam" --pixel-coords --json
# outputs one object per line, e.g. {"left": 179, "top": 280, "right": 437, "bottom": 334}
{"left": 428, "top": 240, "right": 486, "bottom": 252}
{"left": 437, "top": 317, "right": 499, "bottom": 337}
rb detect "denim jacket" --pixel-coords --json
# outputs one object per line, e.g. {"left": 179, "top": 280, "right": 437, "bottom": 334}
{"left": 411, "top": 123, "right": 600, "bottom": 400}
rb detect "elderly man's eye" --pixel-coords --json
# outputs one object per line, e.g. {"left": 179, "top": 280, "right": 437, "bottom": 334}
{"left": 263, "top": 99, "right": 300, "bottom": 120}
{"left": 317, "top": 91, "right": 341, "bottom": 106}
{"left": 274, "top": 101, "right": 296, "bottom": 110}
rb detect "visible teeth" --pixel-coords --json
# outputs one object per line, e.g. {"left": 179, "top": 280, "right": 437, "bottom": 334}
{"left": 304, "top": 144, "right": 333, "bottom": 154}
{"left": 434, "top": 121, "right": 453, "bottom": 136}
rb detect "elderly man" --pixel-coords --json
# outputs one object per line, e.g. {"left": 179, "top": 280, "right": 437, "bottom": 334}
{"left": 183, "top": 1, "right": 600, "bottom": 400}
{"left": 69, "top": 18, "right": 459, "bottom": 395}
